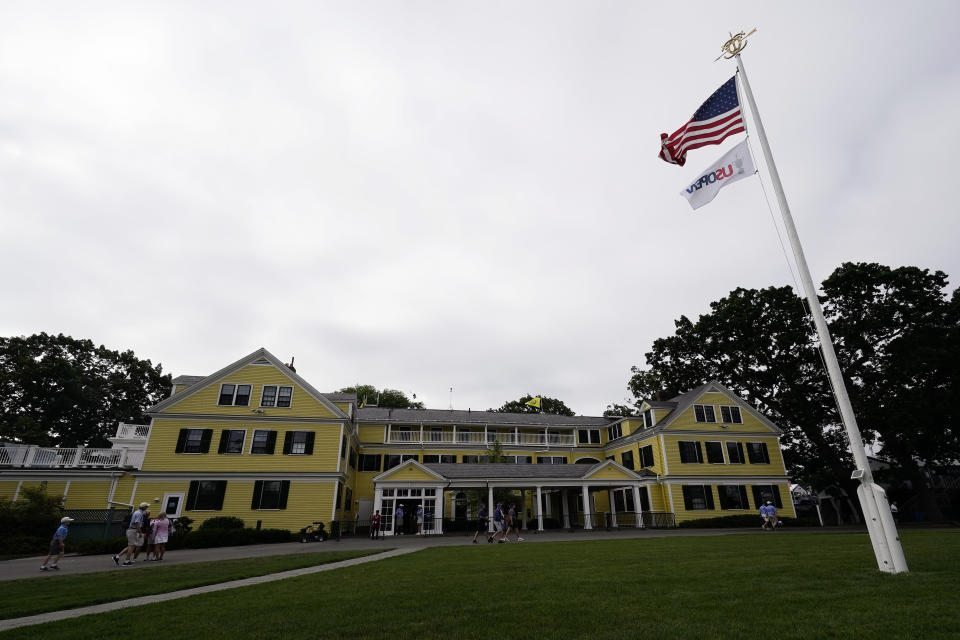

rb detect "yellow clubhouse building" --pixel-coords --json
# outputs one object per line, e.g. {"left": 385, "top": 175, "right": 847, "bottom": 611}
{"left": 0, "top": 348, "right": 795, "bottom": 534}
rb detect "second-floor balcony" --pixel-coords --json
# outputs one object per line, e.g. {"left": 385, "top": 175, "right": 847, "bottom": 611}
{"left": 385, "top": 428, "right": 576, "bottom": 448}
{"left": 0, "top": 444, "right": 144, "bottom": 470}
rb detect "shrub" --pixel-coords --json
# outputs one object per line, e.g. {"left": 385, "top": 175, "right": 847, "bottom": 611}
{"left": 74, "top": 528, "right": 293, "bottom": 554}
{"left": 197, "top": 516, "right": 245, "bottom": 531}
{"left": 678, "top": 514, "right": 819, "bottom": 528}
{"left": 0, "top": 486, "right": 63, "bottom": 554}
{"left": 75, "top": 537, "right": 128, "bottom": 556}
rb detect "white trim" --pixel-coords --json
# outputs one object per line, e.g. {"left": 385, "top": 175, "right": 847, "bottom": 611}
{"left": 659, "top": 435, "right": 670, "bottom": 474}
{"left": 107, "top": 476, "right": 118, "bottom": 505}
{"left": 259, "top": 384, "right": 295, "bottom": 409}
{"left": 331, "top": 480, "right": 339, "bottom": 522}
{"left": 337, "top": 424, "right": 344, "bottom": 473}
{"left": 162, "top": 491, "right": 186, "bottom": 517}
{"left": 129, "top": 479, "right": 139, "bottom": 505}
{"left": 63, "top": 480, "right": 71, "bottom": 503}
{"left": 13, "top": 480, "right": 22, "bottom": 501}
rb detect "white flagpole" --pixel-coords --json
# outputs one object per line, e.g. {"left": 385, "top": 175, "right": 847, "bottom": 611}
{"left": 733, "top": 47, "right": 907, "bottom": 573}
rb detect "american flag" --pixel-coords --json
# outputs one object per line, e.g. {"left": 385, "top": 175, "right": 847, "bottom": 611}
{"left": 659, "top": 76, "right": 745, "bottom": 166}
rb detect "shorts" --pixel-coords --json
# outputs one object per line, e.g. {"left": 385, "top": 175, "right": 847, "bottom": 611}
{"left": 48, "top": 540, "right": 64, "bottom": 555}
{"left": 496, "top": 521, "right": 505, "bottom": 532}
{"left": 126, "top": 529, "right": 144, "bottom": 546}
{"left": 476, "top": 520, "right": 487, "bottom": 532}
{"left": 417, "top": 517, "right": 423, "bottom": 524}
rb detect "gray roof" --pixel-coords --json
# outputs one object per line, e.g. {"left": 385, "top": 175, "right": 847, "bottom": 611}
{"left": 422, "top": 463, "right": 654, "bottom": 480}
{"left": 171, "top": 375, "right": 206, "bottom": 386}
{"left": 645, "top": 400, "right": 678, "bottom": 409}
{"left": 324, "top": 393, "right": 357, "bottom": 402}
{"left": 357, "top": 407, "right": 613, "bottom": 428}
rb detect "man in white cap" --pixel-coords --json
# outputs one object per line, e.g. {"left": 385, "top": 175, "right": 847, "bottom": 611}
{"left": 40, "top": 516, "right": 74, "bottom": 571}
{"left": 114, "top": 502, "right": 150, "bottom": 566}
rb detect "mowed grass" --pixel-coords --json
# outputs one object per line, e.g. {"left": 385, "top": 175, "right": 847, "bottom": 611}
{"left": 0, "top": 549, "right": 380, "bottom": 620}
{"left": 2, "top": 531, "right": 958, "bottom": 640}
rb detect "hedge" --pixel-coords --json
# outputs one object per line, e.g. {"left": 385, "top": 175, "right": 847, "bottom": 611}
{"left": 73, "top": 527, "right": 295, "bottom": 555}
{"left": 678, "top": 514, "right": 820, "bottom": 528}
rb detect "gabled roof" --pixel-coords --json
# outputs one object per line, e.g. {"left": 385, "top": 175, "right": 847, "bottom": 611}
{"left": 357, "top": 407, "right": 612, "bottom": 428}
{"left": 649, "top": 380, "right": 782, "bottom": 435}
{"left": 147, "top": 348, "right": 350, "bottom": 419}
{"left": 372, "top": 458, "right": 447, "bottom": 483}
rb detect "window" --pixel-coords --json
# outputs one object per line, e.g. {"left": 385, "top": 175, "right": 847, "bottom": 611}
{"left": 643, "top": 409, "right": 654, "bottom": 428}
{"left": 218, "top": 383, "right": 251, "bottom": 406}
{"left": 720, "top": 405, "right": 743, "bottom": 424}
{"left": 340, "top": 436, "right": 347, "bottom": 458}
{"left": 250, "top": 430, "right": 277, "bottom": 455}
{"left": 621, "top": 450, "right": 635, "bottom": 470}
{"left": 251, "top": 480, "right": 289, "bottom": 510}
{"left": 612, "top": 488, "right": 635, "bottom": 512}
{"left": 186, "top": 480, "right": 227, "bottom": 511}
{"left": 726, "top": 441, "right": 745, "bottom": 464}
{"left": 344, "top": 488, "right": 352, "bottom": 512}
{"left": 384, "top": 454, "right": 401, "bottom": 470}
{"left": 705, "top": 441, "right": 725, "bottom": 464}
{"left": 423, "top": 455, "right": 456, "bottom": 464}
{"left": 335, "top": 483, "right": 342, "bottom": 509}
{"left": 678, "top": 440, "right": 703, "bottom": 463}
{"left": 578, "top": 429, "right": 601, "bottom": 444}
{"left": 718, "top": 485, "right": 749, "bottom": 510}
{"left": 462, "top": 455, "right": 489, "bottom": 463}
{"left": 681, "top": 485, "right": 714, "bottom": 511}
{"left": 693, "top": 404, "right": 716, "bottom": 423}
{"left": 400, "top": 454, "right": 418, "bottom": 463}
{"left": 261, "top": 385, "right": 294, "bottom": 408}
{"left": 639, "top": 445, "right": 655, "bottom": 468}
{"left": 747, "top": 442, "right": 770, "bottom": 464}
{"left": 607, "top": 424, "right": 623, "bottom": 440}
{"left": 282, "top": 431, "right": 314, "bottom": 455}
{"left": 217, "top": 429, "right": 245, "bottom": 454}
{"left": 536, "top": 456, "right": 566, "bottom": 464}
{"left": 358, "top": 454, "right": 382, "bottom": 471}
{"left": 176, "top": 429, "right": 213, "bottom": 454}
{"left": 349, "top": 448, "right": 357, "bottom": 469}
{"left": 751, "top": 484, "right": 783, "bottom": 508}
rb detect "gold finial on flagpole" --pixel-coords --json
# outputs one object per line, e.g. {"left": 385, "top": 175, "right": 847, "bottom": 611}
{"left": 715, "top": 29, "right": 757, "bottom": 61}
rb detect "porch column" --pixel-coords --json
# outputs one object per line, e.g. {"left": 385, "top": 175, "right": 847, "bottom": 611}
{"left": 488, "top": 485, "right": 495, "bottom": 533}
{"left": 633, "top": 485, "right": 644, "bottom": 528}
{"left": 608, "top": 489, "right": 618, "bottom": 528}
{"left": 521, "top": 489, "right": 528, "bottom": 530}
{"left": 435, "top": 489, "right": 444, "bottom": 535}
{"left": 582, "top": 485, "right": 592, "bottom": 530}
{"left": 374, "top": 487, "right": 383, "bottom": 519}
{"left": 536, "top": 485, "right": 544, "bottom": 531}
{"left": 561, "top": 489, "right": 571, "bottom": 529}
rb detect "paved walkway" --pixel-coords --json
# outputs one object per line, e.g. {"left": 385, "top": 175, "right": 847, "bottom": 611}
{"left": 0, "top": 526, "right": 868, "bottom": 631}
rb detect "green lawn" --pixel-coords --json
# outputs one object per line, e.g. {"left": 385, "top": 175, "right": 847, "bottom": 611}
{"left": 0, "top": 549, "right": 380, "bottom": 621}
{"left": 2, "top": 531, "right": 958, "bottom": 639}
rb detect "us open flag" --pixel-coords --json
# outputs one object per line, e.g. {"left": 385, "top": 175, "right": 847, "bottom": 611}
{"left": 680, "top": 139, "right": 755, "bottom": 210}
{"left": 659, "top": 76, "right": 745, "bottom": 166}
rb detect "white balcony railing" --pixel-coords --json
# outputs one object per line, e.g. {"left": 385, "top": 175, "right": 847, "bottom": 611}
{"left": 115, "top": 423, "right": 151, "bottom": 439}
{"left": 0, "top": 444, "right": 131, "bottom": 469}
{"left": 385, "top": 431, "right": 576, "bottom": 447}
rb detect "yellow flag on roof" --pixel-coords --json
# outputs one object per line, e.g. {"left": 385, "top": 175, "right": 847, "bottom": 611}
{"left": 525, "top": 397, "right": 542, "bottom": 409}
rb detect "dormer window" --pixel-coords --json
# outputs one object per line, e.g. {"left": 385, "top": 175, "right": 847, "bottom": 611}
{"left": 693, "top": 404, "right": 716, "bottom": 423}
{"left": 643, "top": 409, "right": 654, "bottom": 428}
{"left": 218, "top": 384, "right": 251, "bottom": 406}
{"left": 719, "top": 405, "right": 743, "bottom": 424}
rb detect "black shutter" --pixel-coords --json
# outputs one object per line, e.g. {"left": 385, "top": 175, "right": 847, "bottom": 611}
{"left": 639, "top": 487, "right": 650, "bottom": 511}
{"left": 186, "top": 481, "right": 199, "bottom": 510}
{"left": 200, "top": 429, "right": 213, "bottom": 453}
{"left": 304, "top": 432, "right": 315, "bottom": 455}
{"left": 251, "top": 480, "right": 263, "bottom": 509}
{"left": 705, "top": 486, "right": 715, "bottom": 510}
{"left": 283, "top": 432, "right": 293, "bottom": 455}
{"left": 682, "top": 485, "right": 694, "bottom": 510}
{"left": 696, "top": 442, "right": 704, "bottom": 463}
{"left": 278, "top": 481, "right": 290, "bottom": 509}
{"left": 739, "top": 486, "right": 750, "bottom": 510}
{"left": 218, "top": 431, "right": 230, "bottom": 454}
{"left": 265, "top": 431, "right": 277, "bottom": 454}
{"left": 751, "top": 485, "right": 763, "bottom": 509}
{"left": 773, "top": 485, "right": 783, "bottom": 508}
{"left": 761, "top": 442, "right": 770, "bottom": 464}
{"left": 175, "top": 429, "right": 188, "bottom": 453}
{"left": 214, "top": 481, "right": 227, "bottom": 510}
{"left": 372, "top": 454, "right": 382, "bottom": 471}
{"left": 717, "top": 486, "right": 729, "bottom": 510}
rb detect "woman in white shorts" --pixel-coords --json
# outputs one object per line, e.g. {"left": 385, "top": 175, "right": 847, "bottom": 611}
{"left": 151, "top": 512, "right": 173, "bottom": 561}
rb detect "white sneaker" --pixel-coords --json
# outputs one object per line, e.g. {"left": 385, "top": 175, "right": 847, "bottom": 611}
{"left": 518, "top": 537, "right": 525, "bottom": 541}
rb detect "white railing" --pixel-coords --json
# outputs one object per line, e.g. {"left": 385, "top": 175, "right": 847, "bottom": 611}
{"left": 0, "top": 444, "right": 133, "bottom": 468}
{"left": 115, "top": 423, "right": 151, "bottom": 439}
{"left": 384, "top": 431, "right": 576, "bottom": 447}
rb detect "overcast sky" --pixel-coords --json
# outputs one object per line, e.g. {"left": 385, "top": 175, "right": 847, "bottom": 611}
{"left": 2, "top": 1, "right": 958, "bottom": 416}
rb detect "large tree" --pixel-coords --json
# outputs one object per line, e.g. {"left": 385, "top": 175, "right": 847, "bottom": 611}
{"left": 491, "top": 395, "right": 575, "bottom": 416}
{"left": 625, "top": 263, "right": 959, "bottom": 515}
{"left": 0, "top": 333, "right": 172, "bottom": 447}
{"left": 337, "top": 385, "right": 424, "bottom": 409}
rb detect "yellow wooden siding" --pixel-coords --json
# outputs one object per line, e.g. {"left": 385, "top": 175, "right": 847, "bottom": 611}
{"left": 380, "top": 466, "right": 441, "bottom": 482}
{"left": 665, "top": 392, "right": 772, "bottom": 433}
{"left": 142, "top": 419, "right": 342, "bottom": 472}
{"left": 661, "top": 434, "right": 786, "bottom": 476}
{"left": 358, "top": 425, "right": 385, "bottom": 442}
{"left": 0, "top": 481, "right": 19, "bottom": 499}
{"left": 647, "top": 484, "right": 668, "bottom": 512}
{"left": 668, "top": 482, "right": 795, "bottom": 522}
{"left": 653, "top": 408, "right": 672, "bottom": 423}
{"left": 173, "top": 384, "right": 191, "bottom": 394}
{"left": 160, "top": 364, "right": 340, "bottom": 419}
{"left": 113, "top": 475, "right": 136, "bottom": 505}
{"left": 586, "top": 466, "right": 636, "bottom": 481}
{"left": 18, "top": 480, "right": 68, "bottom": 500}
{"left": 63, "top": 481, "right": 112, "bottom": 508}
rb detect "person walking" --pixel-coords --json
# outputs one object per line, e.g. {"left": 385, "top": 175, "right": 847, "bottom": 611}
{"left": 151, "top": 512, "right": 172, "bottom": 561}
{"left": 760, "top": 501, "right": 778, "bottom": 530}
{"left": 488, "top": 503, "right": 507, "bottom": 543}
{"left": 890, "top": 502, "right": 900, "bottom": 523}
{"left": 505, "top": 502, "right": 524, "bottom": 542}
{"left": 371, "top": 510, "right": 381, "bottom": 540}
{"left": 416, "top": 505, "right": 424, "bottom": 535}
{"left": 473, "top": 505, "right": 488, "bottom": 543}
{"left": 394, "top": 504, "right": 405, "bottom": 536}
{"left": 114, "top": 502, "right": 149, "bottom": 566}
{"left": 132, "top": 509, "right": 151, "bottom": 561}
{"left": 40, "top": 516, "right": 74, "bottom": 571}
